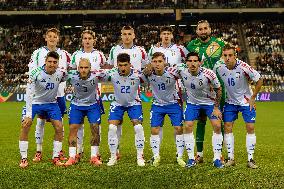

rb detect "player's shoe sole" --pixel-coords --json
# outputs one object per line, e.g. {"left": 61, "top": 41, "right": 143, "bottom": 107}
{"left": 107, "top": 157, "right": 117, "bottom": 166}
{"left": 213, "top": 159, "right": 224, "bottom": 168}
{"left": 186, "top": 159, "right": 196, "bottom": 168}
{"left": 150, "top": 156, "right": 160, "bottom": 167}
{"left": 224, "top": 159, "right": 236, "bottom": 167}
{"left": 195, "top": 155, "right": 204, "bottom": 163}
{"left": 75, "top": 152, "right": 84, "bottom": 162}
{"left": 53, "top": 157, "right": 64, "bottom": 166}
{"left": 90, "top": 156, "right": 102, "bottom": 166}
{"left": 64, "top": 157, "right": 77, "bottom": 166}
{"left": 19, "top": 158, "right": 28, "bottom": 168}
{"left": 247, "top": 159, "right": 258, "bottom": 169}
{"left": 33, "top": 151, "right": 42, "bottom": 162}
{"left": 59, "top": 150, "right": 67, "bottom": 161}
{"left": 137, "top": 158, "right": 145, "bottom": 167}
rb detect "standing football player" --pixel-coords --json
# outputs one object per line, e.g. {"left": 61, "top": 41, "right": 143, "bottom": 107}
{"left": 20, "top": 51, "right": 66, "bottom": 168}
{"left": 214, "top": 44, "right": 263, "bottom": 169}
{"left": 143, "top": 52, "right": 185, "bottom": 167}
{"left": 69, "top": 30, "right": 107, "bottom": 161}
{"left": 65, "top": 58, "right": 105, "bottom": 167}
{"left": 104, "top": 53, "right": 145, "bottom": 167}
{"left": 25, "top": 28, "right": 70, "bottom": 163}
{"left": 186, "top": 20, "right": 225, "bottom": 163}
{"left": 107, "top": 26, "right": 148, "bottom": 159}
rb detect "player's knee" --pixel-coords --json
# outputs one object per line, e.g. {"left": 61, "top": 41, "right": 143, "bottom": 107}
{"left": 132, "top": 119, "right": 141, "bottom": 126}
{"left": 246, "top": 123, "right": 255, "bottom": 134}
{"left": 212, "top": 122, "right": 221, "bottom": 133}
{"left": 151, "top": 127, "right": 160, "bottom": 135}
{"left": 224, "top": 122, "right": 233, "bottom": 133}
{"left": 108, "top": 124, "right": 117, "bottom": 137}
{"left": 174, "top": 126, "right": 183, "bottom": 135}
{"left": 134, "top": 124, "right": 144, "bottom": 135}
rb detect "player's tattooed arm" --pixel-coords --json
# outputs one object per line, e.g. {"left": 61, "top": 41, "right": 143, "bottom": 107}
{"left": 212, "top": 86, "right": 222, "bottom": 119}
{"left": 214, "top": 86, "right": 222, "bottom": 108}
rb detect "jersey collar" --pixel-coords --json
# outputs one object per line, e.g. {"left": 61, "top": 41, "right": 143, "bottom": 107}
{"left": 120, "top": 44, "right": 136, "bottom": 49}
{"left": 44, "top": 46, "right": 58, "bottom": 52}
{"left": 81, "top": 48, "right": 96, "bottom": 53}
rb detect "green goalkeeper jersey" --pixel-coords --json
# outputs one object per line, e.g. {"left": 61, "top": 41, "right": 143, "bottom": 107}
{"left": 186, "top": 36, "right": 225, "bottom": 70}
{"left": 187, "top": 36, "right": 226, "bottom": 105}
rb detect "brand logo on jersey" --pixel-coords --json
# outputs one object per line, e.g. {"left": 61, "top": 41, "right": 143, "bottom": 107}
{"left": 132, "top": 53, "right": 137, "bottom": 58}
{"left": 151, "top": 78, "right": 156, "bottom": 82}
{"left": 183, "top": 76, "right": 188, "bottom": 80}
{"left": 222, "top": 73, "right": 226, "bottom": 77}
{"left": 116, "top": 81, "right": 120, "bottom": 84}
{"left": 41, "top": 79, "right": 46, "bottom": 82}
{"left": 75, "top": 83, "right": 80, "bottom": 87}
{"left": 251, "top": 117, "right": 255, "bottom": 121}
{"left": 130, "top": 79, "right": 135, "bottom": 85}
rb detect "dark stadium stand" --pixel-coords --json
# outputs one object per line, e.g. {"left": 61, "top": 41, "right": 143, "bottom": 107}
{"left": 0, "top": 0, "right": 283, "bottom": 10}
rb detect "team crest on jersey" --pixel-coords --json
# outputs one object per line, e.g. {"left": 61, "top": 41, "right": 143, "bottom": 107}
{"left": 132, "top": 53, "right": 137, "bottom": 58}
{"left": 183, "top": 76, "right": 188, "bottom": 80}
{"left": 199, "top": 79, "right": 203, "bottom": 86}
{"left": 235, "top": 72, "right": 241, "bottom": 79}
{"left": 75, "top": 83, "right": 80, "bottom": 87}
{"left": 130, "top": 79, "right": 135, "bottom": 85}
{"left": 171, "top": 50, "right": 176, "bottom": 57}
{"left": 206, "top": 42, "right": 221, "bottom": 57}
{"left": 90, "top": 80, "right": 96, "bottom": 86}
{"left": 56, "top": 77, "right": 60, "bottom": 81}
{"left": 151, "top": 78, "right": 156, "bottom": 82}
{"left": 166, "top": 77, "right": 171, "bottom": 84}
{"left": 116, "top": 81, "right": 120, "bottom": 84}
{"left": 94, "top": 57, "right": 98, "bottom": 63}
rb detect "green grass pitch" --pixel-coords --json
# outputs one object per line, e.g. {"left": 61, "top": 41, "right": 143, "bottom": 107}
{"left": 0, "top": 102, "right": 283, "bottom": 188}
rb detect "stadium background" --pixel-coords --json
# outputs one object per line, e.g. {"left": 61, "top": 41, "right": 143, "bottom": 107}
{"left": 0, "top": 1, "right": 283, "bottom": 188}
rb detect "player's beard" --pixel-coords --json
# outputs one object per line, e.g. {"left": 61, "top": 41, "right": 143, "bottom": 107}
{"left": 199, "top": 35, "right": 210, "bottom": 42}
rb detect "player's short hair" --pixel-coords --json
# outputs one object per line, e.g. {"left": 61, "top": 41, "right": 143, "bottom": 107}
{"left": 46, "top": 51, "right": 59, "bottom": 60}
{"left": 160, "top": 26, "right": 174, "bottom": 33}
{"left": 81, "top": 30, "right": 96, "bottom": 39}
{"left": 186, "top": 52, "right": 201, "bottom": 62}
{"left": 223, "top": 43, "right": 236, "bottom": 52}
{"left": 197, "top": 20, "right": 210, "bottom": 28}
{"left": 121, "top": 26, "right": 134, "bottom": 31}
{"left": 152, "top": 52, "right": 166, "bottom": 60}
{"left": 79, "top": 58, "right": 91, "bottom": 66}
{"left": 117, "top": 53, "right": 130, "bottom": 63}
{"left": 46, "top": 28, "right": 60, "bottom": 36}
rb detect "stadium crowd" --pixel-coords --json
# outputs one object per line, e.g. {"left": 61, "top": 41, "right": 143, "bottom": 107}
{"left": 0, "top": 0, "right": 283, "bottom": 10}
{"left": 244, "top": 20, "right": 283, "bottom": 53}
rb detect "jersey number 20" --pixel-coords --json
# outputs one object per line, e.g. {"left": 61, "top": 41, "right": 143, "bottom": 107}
{"left": 45, "top": 83, "right": 54, "bottom": 90}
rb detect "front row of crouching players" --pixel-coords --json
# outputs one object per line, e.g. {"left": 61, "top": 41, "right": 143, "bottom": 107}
{"left": 20, "top": 46, "right": 262, "bottom": 169}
